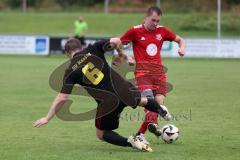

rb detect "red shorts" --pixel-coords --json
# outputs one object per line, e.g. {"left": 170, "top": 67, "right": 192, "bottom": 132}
{"left": 135, "top": 72, "right": 167, "bottom": 96}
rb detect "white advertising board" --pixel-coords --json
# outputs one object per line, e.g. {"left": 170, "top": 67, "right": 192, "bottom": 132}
{"left": 123, "top": 38, "right": 240, "bottom": 58}
{"left": 0, "top": 35, "right": 49, "bottom": 55}
{"left": 184, "top": 38, "right": 240, "bottom": 58}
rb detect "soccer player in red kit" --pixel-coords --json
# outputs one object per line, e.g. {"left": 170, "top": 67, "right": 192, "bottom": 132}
{"left": 119, "top": 6, "right": 185, "bottom": 144}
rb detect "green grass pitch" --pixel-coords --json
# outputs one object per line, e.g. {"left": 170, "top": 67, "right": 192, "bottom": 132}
{"left": 0, "top": 55, "right": 240, "bottom": 160}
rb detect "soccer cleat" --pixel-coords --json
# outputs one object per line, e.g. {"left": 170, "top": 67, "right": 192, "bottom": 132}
{"left": 148, "top": 123, "right": 162, "bottom": 137}
{"left": 127, "top": 136, "right": 153, "bottom": 152}
{"left": 159, "top": 105, "right": 172, "bottom": 121}
{"left": 136, "top": 133, "right": 150, "bottom": 145}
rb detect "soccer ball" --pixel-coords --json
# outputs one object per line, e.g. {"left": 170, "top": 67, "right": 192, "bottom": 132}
{"left": 161, "top": 124, "right": 179, "bottom": 143}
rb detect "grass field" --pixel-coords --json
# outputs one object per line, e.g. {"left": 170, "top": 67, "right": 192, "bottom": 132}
{"left": 0, "top": 12, "right": 240, "bottom": 37}
{"left": 0, "top": 55, "right": 239, "bottom": 160}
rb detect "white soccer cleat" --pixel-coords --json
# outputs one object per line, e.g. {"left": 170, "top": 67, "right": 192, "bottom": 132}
{"left": 127, "top": 136, "right": 153, "bottom": 152}
{"left": 160, "top": 105, "right": 172, "bottom": 121}
{"left": 136, "top": 133, "right": 150, "bottom": 145}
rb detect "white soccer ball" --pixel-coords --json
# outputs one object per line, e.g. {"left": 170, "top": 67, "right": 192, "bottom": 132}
{"left": 161, "top": 124, "right": 179, "bottom": 143}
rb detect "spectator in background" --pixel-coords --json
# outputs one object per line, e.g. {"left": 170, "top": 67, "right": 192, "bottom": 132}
{"left": 74, "top": 16, "right": 88, "bottom": 46}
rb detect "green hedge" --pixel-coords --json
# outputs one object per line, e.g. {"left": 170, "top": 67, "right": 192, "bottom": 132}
{"left": 4, "top": 0, "right": 104, "bottom": 9}
{"left": 2, "top": 0, "right": 240, "bottom": 11}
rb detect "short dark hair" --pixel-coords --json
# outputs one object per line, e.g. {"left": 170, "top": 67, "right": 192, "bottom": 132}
{"left": 64, "top": 38, "right": 82, "bottom": 55}
{"left": 146, "top": 6, "right": 162, "bottom": 16}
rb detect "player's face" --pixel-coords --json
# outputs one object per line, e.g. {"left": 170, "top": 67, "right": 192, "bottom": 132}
{"left": 144, "top": 12, "right": 160, "bottom": 31}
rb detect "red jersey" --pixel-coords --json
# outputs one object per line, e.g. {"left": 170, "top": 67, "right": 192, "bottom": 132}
{"left": 121, "top": 24, "right": 176, "bottom": 73}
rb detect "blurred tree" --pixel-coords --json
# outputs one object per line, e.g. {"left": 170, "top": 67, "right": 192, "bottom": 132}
{"left": 226, "top": 0, "right": 240, "bottom": 4}
{"left": 0, "top": 1, "right": 7, "bottom": 10}
{"left": 5, "top": 0, "right": 39, "bottom": 8}
{"left": 5, "top": 0, "right": 20, "bottom": 8}
{"left": 56, "top": 0, "right": 104, "bottom": 7}
{"left": 2, "top": 0, "right": 240, "bottom": 11}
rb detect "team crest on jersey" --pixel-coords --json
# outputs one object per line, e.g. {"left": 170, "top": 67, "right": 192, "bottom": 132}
{"left": 156, "top": 34, "right": 162, "bottom": 41}
{"left": 146, "top": 43, "right": 157, "bottom": 56}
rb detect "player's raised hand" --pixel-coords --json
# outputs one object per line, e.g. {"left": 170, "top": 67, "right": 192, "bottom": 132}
{"left": 127, "top": 56, "right": 135, "bottom": 66}
{"left": 174, "top": 35, "right": 185, "bottom": 57}
{"left": 112, "top": 55, "right": 124, "bottom": 66}
{"left": 33, "top": 117, "right": 49, "bottom": 128}
{"left": 178, "top": 48, "right": 185, "bottom": 57}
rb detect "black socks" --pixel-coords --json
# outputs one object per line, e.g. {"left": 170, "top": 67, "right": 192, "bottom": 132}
{"left": 103, "top": 130, "right": 132, "bottom": 147}
{"left": 144, "top": 98, "right": 167, "bottom": 117}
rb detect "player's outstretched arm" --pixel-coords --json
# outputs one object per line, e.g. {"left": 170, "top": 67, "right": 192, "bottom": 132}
{"left": 174, "top": 35, "right": 185, "bottom": 57}
{"left": 33, "top": 93, "right": 69, "bottom": 128}
{"left": 110, "top": 38, "right": 135, "bottom": 66}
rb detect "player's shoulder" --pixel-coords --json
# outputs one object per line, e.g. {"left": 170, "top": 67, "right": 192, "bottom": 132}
{"left": 128, "top": 24, "right": 143, "bottom": 31}
{"left": 129, "top": 24, "right": 144, "bottom": 33}
{"left": 156, "top": 25, "right": 172, "bottom": 31}
{"left": 133, "top": 24, "right": 143, "bottom": 29}
{"left": 156, "top": 25, "right": 167, "bottom": 29}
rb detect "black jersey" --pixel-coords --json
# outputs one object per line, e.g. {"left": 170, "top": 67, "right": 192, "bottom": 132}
{"left": 60, "top": 39, "right": 141, "bottom": 109}
{"left": 61, "top": 39, "right": 113, "bottom": 94}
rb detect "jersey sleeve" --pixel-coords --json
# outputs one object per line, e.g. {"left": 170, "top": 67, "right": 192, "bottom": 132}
{"left": 60, "top": 70, "right": 76, "bottom": 94}
{"left": 120, "top": 28, "right": 136, "bottom": 44}
{"left": 163, "top": 27, "right": 176, "bottom": 42}
{"left": 92, "top": 38, "right": 122, "bottom": 57}
{"left": 92, "top": 39, "right": 112, "bottom": 53}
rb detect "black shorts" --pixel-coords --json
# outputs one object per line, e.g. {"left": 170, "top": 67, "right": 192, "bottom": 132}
{"left": 95, "top": 101, "right": 127, "bottom": 130}
{"left": 94, "top": 71, "right": 141, "bottom": 130}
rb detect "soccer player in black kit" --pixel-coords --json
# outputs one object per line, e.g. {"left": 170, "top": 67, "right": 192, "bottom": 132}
{"left": 33, "top": 37, "right": 168, "bottom": 152}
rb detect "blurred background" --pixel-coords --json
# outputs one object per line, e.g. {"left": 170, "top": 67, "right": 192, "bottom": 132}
{"left": 1, "top": 0, "right": 240, "bottom": 36}
{"left": 1, "top": 1, "right": 240, "bottom": 160}
{"left": 0, "top": 0, "right": 240, "bottom": 57}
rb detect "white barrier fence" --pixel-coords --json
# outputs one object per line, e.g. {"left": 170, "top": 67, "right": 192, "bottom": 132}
{"left": 0, "top": 35, "right": 240, "bottom": 58}
{"left": 0, "top": 35, "right": 49, "bottom": 55}
{"left": 126, "top": 38, "right": 240, "bottom": 58}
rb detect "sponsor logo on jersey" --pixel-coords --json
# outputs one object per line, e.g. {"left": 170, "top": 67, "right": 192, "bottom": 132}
{"left": 146, "top": 43, "right": 158, "bottom": 56}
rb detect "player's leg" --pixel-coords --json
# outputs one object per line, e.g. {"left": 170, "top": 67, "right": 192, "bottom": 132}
{"left": 155, "top": 94, "right": 165, "bottom": 105}
{"left": 136, "top": 89, "right": 156, "bottom": 144}
{"left": 114, "top": 76, "right": 169, "bottom": 119}
{"left": 142, "top": 94, "right": 165, "bottom": 137}
{"left": 96, "top": 128, "right": 152, "bottom": 152}
{"left": 136, "top": 96, "right": 167, "bottom": 139}
{"left": 95, "top": 103, "right": 152, "bottom": 152}
{"left": 79, "top": 36, "right": 86, "bottom": 46}
{"left": 146, "top": 75, "right": 171, "bottom": 137}
{"left": 134, "top": 75, "right": 154, "bottom": 135}
{"left": 138, "top": 97, "right": 168, "bottom": 117}
{"left": 147, "top": 123, "right": 162, "bottom": 137}
{"left": 96, "top": 128, "right": 131, "bottom": 147}
{"left": 95, "top": 110, "right": 132, "bottom": 147}
{"left": 155, "top": 94, "right": 171, "bottom": 120}
{"left": 153, "top": 73, "right": 171, "bottom": 121}
{"left": 145, "top": 94, "right": 164, "bottom": 137}
{"left": 136, "top": 108, "right": 159, "bottom": 144}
